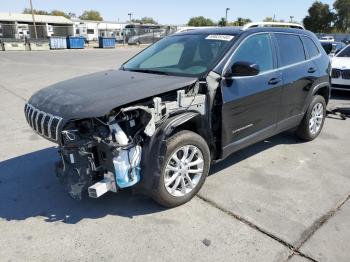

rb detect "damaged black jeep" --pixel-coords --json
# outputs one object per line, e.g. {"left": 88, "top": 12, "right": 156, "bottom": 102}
{"left": 25, "top": 26, "right": 331, "bottom": 207}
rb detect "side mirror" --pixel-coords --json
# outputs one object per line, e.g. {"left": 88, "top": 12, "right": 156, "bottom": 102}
{"left": 224, "top": 61, "right": 260, "bottom": 78}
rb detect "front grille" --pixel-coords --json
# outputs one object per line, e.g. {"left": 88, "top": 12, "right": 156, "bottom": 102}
{"left": 24, "top": 103, "right": 63, "bottom": 141}
{"left": 331, "top": 69, "right": 341, "bottom": 78}
{"left": 341, "top": 70, "right": 350, "bottom": 80}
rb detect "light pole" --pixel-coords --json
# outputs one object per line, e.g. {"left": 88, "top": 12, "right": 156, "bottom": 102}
{"left": 29, "top": 0, "right": 38, "bottom": 39}
{"left": 128, "top": 13, "right": 133, "bottom": 23}
{"left": 225, "top": 8, "right": 230, "bottom": 24}
{"left": 290, "top": 16, "right": 294, "bottom": 23}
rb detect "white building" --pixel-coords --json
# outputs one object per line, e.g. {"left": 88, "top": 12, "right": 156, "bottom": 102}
{"left": 72, "top": 19, "right": 127, "bottom": 41}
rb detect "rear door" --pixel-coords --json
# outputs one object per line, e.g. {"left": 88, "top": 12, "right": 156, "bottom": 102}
{"left": 220, "top": 33, "right": 283, "bottom": 156}
{"left": 273, "top": 33, "right": 318, "bottom": 123}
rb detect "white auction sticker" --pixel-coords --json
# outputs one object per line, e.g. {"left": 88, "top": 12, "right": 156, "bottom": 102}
{"left": 205, "top": 35, "right": 235, "bottom": 41}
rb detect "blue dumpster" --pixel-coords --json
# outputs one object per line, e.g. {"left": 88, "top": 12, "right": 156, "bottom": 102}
{"left": 66, "top": 37, "right": 85, "bottom": 49}
{"left": 49, "top": 37, "right": 67, "bottom": 49}
{"left": 99, "top": 37, "right": 116, "bottom": 48}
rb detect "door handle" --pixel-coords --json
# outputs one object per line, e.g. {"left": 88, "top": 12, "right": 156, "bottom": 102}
{"left": 308, "top": 67, "right": 317, "bottom": 73}
{"left": 268, "top": 78, "right": 282, "bottom": 85}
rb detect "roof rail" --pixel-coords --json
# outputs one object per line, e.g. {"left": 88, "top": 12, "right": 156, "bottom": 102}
{"left": 242, "top": 22, "right": 305, "bottom": 30}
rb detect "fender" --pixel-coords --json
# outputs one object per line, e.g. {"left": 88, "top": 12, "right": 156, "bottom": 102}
{"left": 136, "top": 112, "right": 201, "bottom": 192}
{"left": 303, "top": 81, "right": 331, "bottom": 113}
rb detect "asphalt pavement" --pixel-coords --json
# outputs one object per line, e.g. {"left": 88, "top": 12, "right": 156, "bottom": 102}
{"left": 0, "top": 49, "right": 349, "bottom": 262}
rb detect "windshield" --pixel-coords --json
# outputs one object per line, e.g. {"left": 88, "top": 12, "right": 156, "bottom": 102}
{"left": 336, "top": 45, "right": 350, "bottom": 57}
{"left": 123, "top": 34, "right": 235, "bottom": 77}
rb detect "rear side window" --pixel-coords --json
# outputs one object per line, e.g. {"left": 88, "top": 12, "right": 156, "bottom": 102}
{"left": 275, "top": 34, "right": 306, "bottom": 67}
{"left": 302, "top": 36, "right": 320, "bottom": 58}
{"left": 232, "top": 33, "right": 273, "bottom": 73}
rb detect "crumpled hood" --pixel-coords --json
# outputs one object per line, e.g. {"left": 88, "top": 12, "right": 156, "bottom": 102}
{"left": 331, "top": 57, "right": 350, "bottom": 70}
{"left": 29, "top": 69, "right": 197, "bottom": 120}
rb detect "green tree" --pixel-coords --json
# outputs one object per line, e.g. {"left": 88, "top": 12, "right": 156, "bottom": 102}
{"left": 79, "top": 10, "right": 103, "bottom": 21}
{"left": 334, "top": 0, "right": 350, "bottom": 32}
{"left": 303, "top": 1, "right": 334, "bottom": 33}
{"left": 22, "top": 8, "right": 49, "bottom": 15}
{"left": 187, "top": 16, "right": 215, "bottom": 27}
{"left": 23, "top": 8, "right": 74, "bottom": 19}
{"left": 218, "top": 17, "right": 227, "bottom": 27}
{"left": 50, "top": 10, "right": 71, "bottom": 19}
{"left": 132, "top": 17, "right": 158, "bottom": 24}
{"left": 229, "top": 17, "right": 252, "bottom": 26}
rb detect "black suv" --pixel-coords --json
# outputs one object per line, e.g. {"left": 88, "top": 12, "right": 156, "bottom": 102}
{"left": 25, "top": 26, "right": 331, "bottom": 207}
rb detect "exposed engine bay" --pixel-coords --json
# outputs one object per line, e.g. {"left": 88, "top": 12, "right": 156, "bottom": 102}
{"left": 56, "top": 86, "right": 207, "bottom": 200}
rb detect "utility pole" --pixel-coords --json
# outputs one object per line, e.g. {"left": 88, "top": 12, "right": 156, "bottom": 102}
{"left": 29, "top": 0, "right": 38, "bottom": 39}
{"left": 225, "top": 8, "right": 230, "bottom": 25}
{"left": 128, "top": 13, "right": 133, "bottom": 23}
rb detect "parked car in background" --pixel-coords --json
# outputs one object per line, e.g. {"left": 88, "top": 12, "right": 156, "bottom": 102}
{"left": 331, "top": 45, "right": 350, "bottom": 91}
{"left": 320, "top": 36, "right": 335, "bottom": 42}
{"left": 321, "top": 41, "right": 346, "bottom": 56}
{"left": 25, "top": 24, "right": 331, "bottom": 207}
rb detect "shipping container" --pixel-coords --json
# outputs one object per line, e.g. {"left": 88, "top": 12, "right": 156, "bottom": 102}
{"left": 49, "top": 37, "right": 67, "bottom": 49}
{"left": 66, "top": 36, "right": 85, "bottom": 49}
{"left": 98, "top": 37, "right": 116, "bottom": 48}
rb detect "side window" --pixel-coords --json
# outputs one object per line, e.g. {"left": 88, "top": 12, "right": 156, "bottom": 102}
{"left": 302, "top": 36, "right": 320, "bottom": 58}
{"left": 232, "top": 34, "right": 274, "bottom": 73}
{"left": 275, "top": 34, "right": 306, "bottom": 67}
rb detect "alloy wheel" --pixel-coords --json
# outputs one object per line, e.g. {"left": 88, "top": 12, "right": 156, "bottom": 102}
{"left": 164, "top": 145, "right": 204, "bottom": 197}
{"left": 309, "top": 102, "right": 324, "bottom": 135}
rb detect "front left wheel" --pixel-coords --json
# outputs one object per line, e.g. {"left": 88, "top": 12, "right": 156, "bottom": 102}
{"left": 152, "top": 130, "right": 210, "bottom": 207}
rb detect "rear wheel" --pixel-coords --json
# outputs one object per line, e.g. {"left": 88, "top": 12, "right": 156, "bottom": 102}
{"left": 296, "top": 95, "right": 326, "bottom": 141}
{"left": 152, "top": 130, "right": 210, "bottom": 207}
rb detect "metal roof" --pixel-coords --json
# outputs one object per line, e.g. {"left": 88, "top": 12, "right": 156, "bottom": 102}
{"left": 0, "top": 12, "right": 72, "bottom": 24}
{"left": 72, "top": 19, "right": 127, "bottom": 25}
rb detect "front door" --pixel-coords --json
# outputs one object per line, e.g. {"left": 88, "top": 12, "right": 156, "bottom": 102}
{"left": 220, "top": 33, "right": 283, "bottom": 157}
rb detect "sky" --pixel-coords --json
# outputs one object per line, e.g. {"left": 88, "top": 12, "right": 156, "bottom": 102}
{"left": 2, "top": 0, "right": 335, "bottom": 25}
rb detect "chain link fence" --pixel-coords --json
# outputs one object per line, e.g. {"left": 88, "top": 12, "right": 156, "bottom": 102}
{"left": 121, "top": 25, "right": 177, "bottom": 45}
{"left": 0, "top": 22, "right": 178, "bottom": 47}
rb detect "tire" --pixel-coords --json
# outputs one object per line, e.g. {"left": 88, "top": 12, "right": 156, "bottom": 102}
{"left": 296, "top": 95, "right": 326, "bottom": 141}
{"left": 152, "top": 130, "right": 210, "bottom": 207}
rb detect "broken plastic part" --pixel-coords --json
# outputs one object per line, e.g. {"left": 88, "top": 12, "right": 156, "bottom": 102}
{"left": 109, "top": 122, "right": 129, "bottom": 146}
{"left": 88, "top": 172, "right": 117, "bottom": 198}
{"left": 121, "top": 106, "right": 156, "bottom": 137}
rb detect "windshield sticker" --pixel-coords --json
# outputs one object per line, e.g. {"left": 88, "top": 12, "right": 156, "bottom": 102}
{"left": 205, "top": 35, "right": 235, "bottom": 41}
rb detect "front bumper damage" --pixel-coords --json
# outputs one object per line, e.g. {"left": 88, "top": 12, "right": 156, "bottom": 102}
{"left": 27, "top": 88, "right": 207, "bottom": 200}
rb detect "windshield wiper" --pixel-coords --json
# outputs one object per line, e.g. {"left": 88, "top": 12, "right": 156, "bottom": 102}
{"left": 125, "top": 68, "right": 170, "bottom": 75}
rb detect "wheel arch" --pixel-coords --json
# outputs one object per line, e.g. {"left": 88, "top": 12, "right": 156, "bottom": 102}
{"left": 136, "top": 112, "right": 211, "bottom": 193}
{"left": 313, "top": 82, "right": 331, "bottom": 105}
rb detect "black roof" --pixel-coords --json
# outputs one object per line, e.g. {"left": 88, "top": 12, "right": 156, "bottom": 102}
{"left": 175, "top": 26, "right": 314, "bottom": 38}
